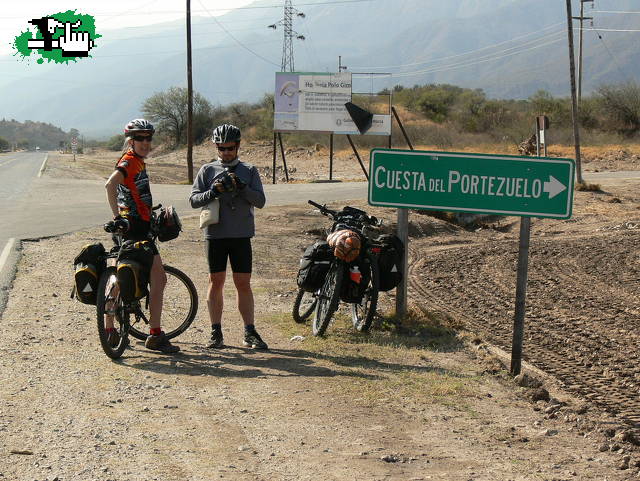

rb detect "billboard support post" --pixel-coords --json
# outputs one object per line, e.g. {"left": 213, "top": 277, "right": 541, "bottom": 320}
{"left": 329, "top": 133, "right": 334, "bottom": 181}
{"left": 346, "top": 134, "right": 368, "bottom": 180}
{"left": 272, "top": 132, "right": 277, "bottom": 184}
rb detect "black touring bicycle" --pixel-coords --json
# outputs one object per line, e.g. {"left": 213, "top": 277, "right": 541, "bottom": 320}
{"left": 72, "top": 205, "right": 198, "bottom": 359}
{"left": 293, "top": 200, "right": 404, "bottom": 336}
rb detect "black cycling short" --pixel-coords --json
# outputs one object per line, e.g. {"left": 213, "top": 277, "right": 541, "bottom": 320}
{"left": 121, "top": 217, "right": 159, "bottom": 256}
{"left": 206, "top": 238, "right": 252, "bottom": 274}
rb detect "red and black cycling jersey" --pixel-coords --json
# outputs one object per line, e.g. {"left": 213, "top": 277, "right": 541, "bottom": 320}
{"left": 116, "top": 150, "right": 152, "bottom": 222}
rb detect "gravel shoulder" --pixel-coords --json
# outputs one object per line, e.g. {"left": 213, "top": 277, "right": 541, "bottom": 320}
{"left": 1, "top": 147, "right": 640, "bottom": 480}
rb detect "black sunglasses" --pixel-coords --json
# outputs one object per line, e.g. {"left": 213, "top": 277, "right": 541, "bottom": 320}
{"left": 217, "top": 145, "right": 237, "bottom": 151}
{"left": 133, "top": 135, "right": 153, "bottom": 142}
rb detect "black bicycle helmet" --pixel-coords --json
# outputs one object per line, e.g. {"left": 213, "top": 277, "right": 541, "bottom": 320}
{"left": 212, "top": 123, "right": 241, "bottom": 144}
{"left": 124, "top": 118, "right": 155, "bottom": 135}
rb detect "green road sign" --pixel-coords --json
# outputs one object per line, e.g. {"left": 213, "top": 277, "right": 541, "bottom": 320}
{"left": 369, "top": 149, "right": 575, "bottom": 219}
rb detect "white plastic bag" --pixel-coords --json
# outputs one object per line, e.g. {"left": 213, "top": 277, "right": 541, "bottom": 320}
{"left": 199, "top": 198, "right": 220, "bottom": 228}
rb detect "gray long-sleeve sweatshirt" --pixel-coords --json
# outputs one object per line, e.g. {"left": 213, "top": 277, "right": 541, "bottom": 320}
{"left": 189, "top": 159, "right": 266, "bottom": 239}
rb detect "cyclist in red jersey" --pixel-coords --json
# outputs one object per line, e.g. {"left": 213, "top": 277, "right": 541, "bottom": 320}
{"left": 104, "top": 119, "right": 179, "bottom": 354}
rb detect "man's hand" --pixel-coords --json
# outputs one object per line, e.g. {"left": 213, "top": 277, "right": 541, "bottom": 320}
{"left": 229, "top": 173, "right": 246, "bottom": 190}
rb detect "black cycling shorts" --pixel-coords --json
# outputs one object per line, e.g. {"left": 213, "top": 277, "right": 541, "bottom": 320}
{"left": 206, "top": 238, "right": 252, "bottom": 274}
{"left": 121, "top": 218, "right": 159, "bottom": 256}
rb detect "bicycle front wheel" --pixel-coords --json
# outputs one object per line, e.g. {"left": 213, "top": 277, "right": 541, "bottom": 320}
{"left": 313, "top": 261, "right": 344, "bottom": 336}
{"left": 292, "top": 289, "right": 317, "bottom": 323}
{"left": 351, "top": 253, "right": 379, "bottom": 332}
{"left": 96, "top": 266, "right": 129, "bottom": 359}
{"left": 129, "top": 265, "right": 198, "bottom": 341}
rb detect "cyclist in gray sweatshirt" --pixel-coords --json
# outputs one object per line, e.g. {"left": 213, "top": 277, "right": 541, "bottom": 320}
{"left": 189, "top": 124, "right": 268, "bottom": 350}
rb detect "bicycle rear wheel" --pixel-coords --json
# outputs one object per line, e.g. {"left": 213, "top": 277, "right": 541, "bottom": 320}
{"left": 313, "top": 261, "right": 344, "bottom": 336}
{"left": 292, "top": 289, "right": 317, "bottom": 323}
{"left": 129, "top": 265, "right": 198, "bottom": 341}
{"left": 351, "top": 253, "right": 379, "bottom": 332}
{"left": 96, "top": 267, "right": 129, "bottom": 359}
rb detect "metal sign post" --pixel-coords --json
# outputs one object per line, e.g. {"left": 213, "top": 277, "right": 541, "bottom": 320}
{"left": 71, "top": 137, "right": 78, "bottom": 162}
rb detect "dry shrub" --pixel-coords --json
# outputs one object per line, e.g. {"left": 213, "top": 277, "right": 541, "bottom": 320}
{"left": 575, "top": 181, "right": 601, "bottom": 192}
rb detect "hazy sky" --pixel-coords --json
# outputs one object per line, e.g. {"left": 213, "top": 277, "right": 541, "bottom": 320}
{"left": 0, "top": 0, "right": 255, "bottom": 56}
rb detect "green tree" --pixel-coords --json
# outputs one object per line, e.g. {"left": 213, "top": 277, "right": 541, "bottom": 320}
{"left": 17, "top": 139, "right": 29, "bottom": 150}
{"left": 528, "top": 90, "right": 571, "bottom": 127}
{"left": 415, "top": 85, "right": 462, "bottom": 122}
{"left": 106, "top": 134, "right": 125, "bottom": 151}
{"left": 596, "top": 81, "right": 640, "bottom": 135}
{"left": 0, "top": 136, "right": 9, "bottom": 151}
{"left": 142, "top": 87, "right": 215, "bottom": 146}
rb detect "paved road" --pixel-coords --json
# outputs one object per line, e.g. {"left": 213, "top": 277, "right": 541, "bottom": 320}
{"left": 0, "top": 152, "right": 367, "bottom": 315}
{"left": 0, "top": 151, "right": 637, "bottom": 316}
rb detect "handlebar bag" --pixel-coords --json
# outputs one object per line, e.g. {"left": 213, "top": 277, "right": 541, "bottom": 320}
{"left": 116, "top": 240, "right": 154, "bottom": 302}
{"left": 376, "top": 234, "right": 404, "bottom": 291}
{"left": 296, "top": 240, "right": 333, "bottom": 292}
{"left": 157, "top": 205, "right": 182, "bottom": 242}
{"left": 73, "top": 243, "right": 107, "bottom": 305}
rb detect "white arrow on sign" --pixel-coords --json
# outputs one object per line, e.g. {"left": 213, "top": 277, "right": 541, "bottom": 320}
{"left": 543, "top": 175, "right": 566, "bottom": 199}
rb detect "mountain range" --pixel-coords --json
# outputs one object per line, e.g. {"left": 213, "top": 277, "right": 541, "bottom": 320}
{"left": 1, "top": 0, "right": 638, "bottom": 138}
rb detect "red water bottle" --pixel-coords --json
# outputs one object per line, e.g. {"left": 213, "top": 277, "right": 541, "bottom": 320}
{"left": 349, "top": 265, "right": 362, "bottom": 284}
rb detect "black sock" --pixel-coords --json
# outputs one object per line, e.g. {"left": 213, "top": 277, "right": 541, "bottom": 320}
{"left": 212, "top": 323, "right": 222, "bottom": 332}
{"left": 244, "top": 324, "right": 256, "bottom": 333}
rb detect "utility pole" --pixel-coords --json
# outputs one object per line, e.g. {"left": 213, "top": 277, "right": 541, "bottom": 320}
{"left": 186, "top": 0, "right": 194, "bottom": 183}
{"left": 268, "top": 0, "right": 305, "bottom": 72}
{"left": 338, "top": 56, "right": 347, "bottom": 72}
{"left": 573, "top": 0, "right": 594, "bottom": 105}
{"left": 565, "top": 0, "right": 584, "bottom": 184}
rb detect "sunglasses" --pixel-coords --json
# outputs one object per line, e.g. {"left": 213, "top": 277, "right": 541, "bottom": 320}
{"left": 133, "top": 135, "right": 153, "bottom": 142}
{"left": 217, "top": 145, "right": 237, "bottom": 152}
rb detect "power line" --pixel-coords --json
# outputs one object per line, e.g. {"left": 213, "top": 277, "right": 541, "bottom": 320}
{"left": 352, "top": 22, "right": 566, "bottom": 70}
{"left": 389, "top": 35, "right": 565, "bottom": 79}
{"left": 196, "top": 0, "right": 280, "bottom": 67}
{"left": 591, "top": 10, "right": 640, "bottom": 14}
{"left": 581, "top": 27, "right": 640, "bottom": 32}
{"left": 0, "top": 0, "right": 375, "bottom": 19}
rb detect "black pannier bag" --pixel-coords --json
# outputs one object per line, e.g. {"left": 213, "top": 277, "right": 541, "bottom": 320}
{"left": 340, "top": 257, "right": 372, "bottom": 303}
{"left": 73, "top": 243, "right": 107, "bottom": 305}
{"left": 376, "top": 234, "right": 405, "bottom": 291}
{"left": 117, "top": 240, "right": 155, "bottom": 302}
{"left": 157, "top": 205, "right": 182, "bottom": 242}
{"left": 296, "top": 241, "right": 333, "bottom": 292}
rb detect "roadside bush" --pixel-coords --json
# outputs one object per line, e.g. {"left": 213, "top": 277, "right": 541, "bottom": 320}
{"left": 106, "top": 134, "right": 124, "bottom": 151}
{"left": 596, "top": 81, "right": 640, "bottom": 136}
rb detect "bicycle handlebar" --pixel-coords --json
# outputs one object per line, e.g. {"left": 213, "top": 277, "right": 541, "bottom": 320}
{"left": 308, "top": 200, "right": 381, "bottom": 228}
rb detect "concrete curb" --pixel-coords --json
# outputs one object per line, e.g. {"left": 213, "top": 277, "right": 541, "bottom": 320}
{"left": 0, "top": 238, "right": 21, "bottom": 320}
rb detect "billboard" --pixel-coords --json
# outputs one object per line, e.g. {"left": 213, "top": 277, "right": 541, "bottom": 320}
{"left": 274, "top": 72, "right": 391, "bottom": 135}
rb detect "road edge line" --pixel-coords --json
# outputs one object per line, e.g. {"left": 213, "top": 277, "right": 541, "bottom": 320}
{"left": 0, "top": 238, "right": 16, "bottom": 274}
{"left": 38, "top": 154, "right": 48, "bottom": 177}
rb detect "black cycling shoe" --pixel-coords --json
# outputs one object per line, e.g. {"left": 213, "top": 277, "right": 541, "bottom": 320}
{"left": 243, "top": 329, "right": 268, "bottom": 350}
{"left": 206, "top": 328, "right": 224, "bottom": 349}
{"left": 145, "top": 333, "right": 180, "bottom": 354}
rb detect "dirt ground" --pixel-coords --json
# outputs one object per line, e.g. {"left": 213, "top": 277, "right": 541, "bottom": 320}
{"left": 1, "top": 145, "right": 640, "bottom": 480}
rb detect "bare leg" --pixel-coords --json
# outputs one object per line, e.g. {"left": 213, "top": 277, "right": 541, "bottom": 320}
{"left": 233, "top": 272, "right": 254, "bottom": 326}
{"left": 148, "top": 254, "right": 167, "bottom": 330}
{"left": 208, "top": 272, "right": 226, "bottom": 326}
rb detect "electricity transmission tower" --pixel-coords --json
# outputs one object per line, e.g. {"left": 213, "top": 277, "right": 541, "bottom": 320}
{"left": 268, "top": 0, "right": 306, "bottom": 72}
